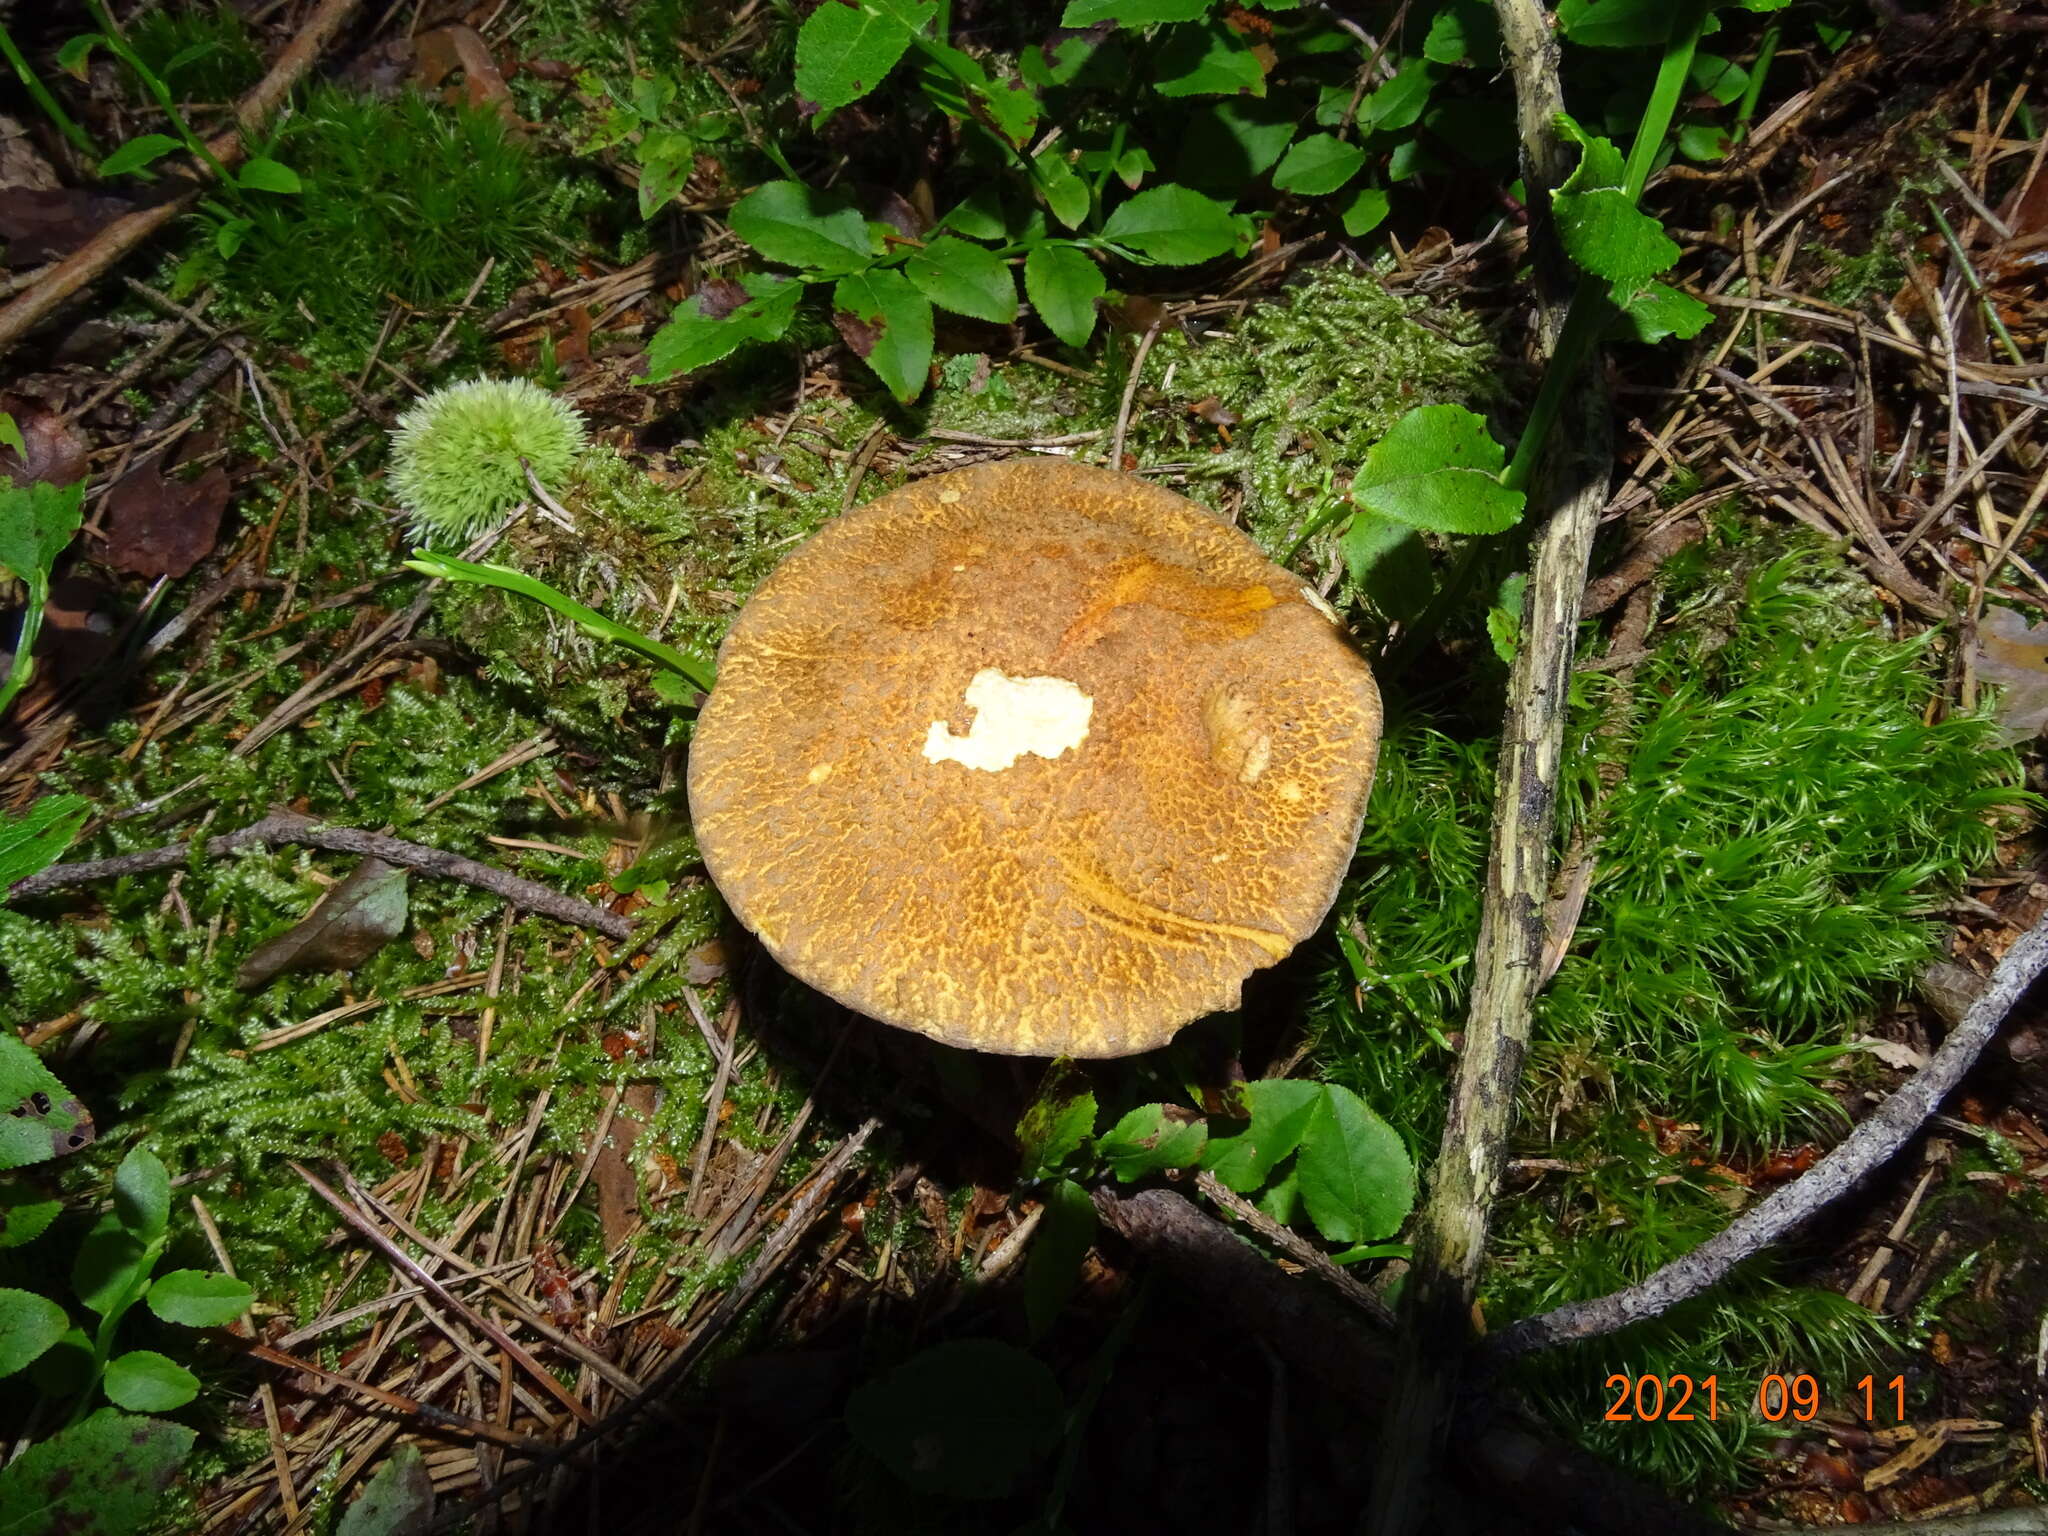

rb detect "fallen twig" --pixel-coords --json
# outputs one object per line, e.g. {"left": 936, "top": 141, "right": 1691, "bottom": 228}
{"left": 7, "top": 809, "right": 633, "bottom": 940}
{"left": 1486, "top": 912, "right": 2048, "bottom": 1358}
{"left": 0, "top": 0, "right": 365, "bottom": 358}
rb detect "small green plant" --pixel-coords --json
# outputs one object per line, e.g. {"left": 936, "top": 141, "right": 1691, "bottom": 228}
{"left": 573, "top": 67, "right": 747, "bottom": 220}
{"left": 0, "top": 475, "right": 86, "bottom": 723}
{"left": 390, "top": 377, "right": 589, "bottom": 543}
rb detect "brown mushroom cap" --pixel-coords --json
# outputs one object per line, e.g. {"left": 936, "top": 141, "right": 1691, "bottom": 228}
{"left": 686, "top": 457, "right": 1382, "bottom": 1058}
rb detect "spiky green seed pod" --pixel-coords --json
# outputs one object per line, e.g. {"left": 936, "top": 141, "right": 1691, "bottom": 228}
{"left": 389, "top": 377, "right": 586, "bottom": 543}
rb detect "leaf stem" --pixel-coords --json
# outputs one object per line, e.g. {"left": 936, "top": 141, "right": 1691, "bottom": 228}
{"left": 0, "top": 22, "right": 101, "bottom": 161}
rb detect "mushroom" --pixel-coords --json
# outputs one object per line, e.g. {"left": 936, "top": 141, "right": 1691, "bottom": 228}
{"left": 686, "top": 457, "right": 1382, "bottom": 1058}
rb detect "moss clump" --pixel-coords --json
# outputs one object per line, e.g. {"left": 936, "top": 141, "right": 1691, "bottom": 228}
{"left": 393, "top": 377, "right": 588, "bottom": 543}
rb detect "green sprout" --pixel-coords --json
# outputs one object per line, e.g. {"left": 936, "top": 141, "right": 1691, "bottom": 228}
{"left": 389, "top": 377, "right": 586, "bottom": 543}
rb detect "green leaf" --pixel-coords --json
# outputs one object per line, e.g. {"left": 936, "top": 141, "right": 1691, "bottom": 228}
{"left": 728, "top": 180, "right": 874, "bottom": 271}
{"left": 1152, "top": 21, "right": 1266, "bottom": 98}
{"left": 642, "top": 274, "right": 802, "bottom": 381}
{"left": 1487, "top": 571, "right": 1528, "bottom": 663}
{"left": 1024, "top": 244, "right": 1104, "bottom": 347}
{"left": 1294, "top": 1084, "right": 1414, "bottom": 1245}
{"left": 847, "top": 1340, "right": 1064, "bottom": 1500}
{"left": 1556, "top": 0, "right": 1672, "bottom": 48}
{"left": 1255, "top": 1165, "right": 1299, "bottom": 1224}
{"left": 146, "top": 1269, "right": 253, "bottom": 1328}
{"left": 1423, "top": 0, "right": 1499, "bottom": 63}
{"left": 1114, "top": 146, "right": 1154, "bottom": 188}
{"left": 1180, "top": 100, "right": 1296, "bottom": 188}
{"left": 1677, "top": 121, "right": 1735, "bottom": 163}
{"left": 1549, "top": 117, "right": 1680, "bottom": 283}
{"left": 1271, "top": 132, "right": 1365, "bottom": 196}
{"left": 1341, "top": 186, "right": 1391, "bottom": 237}
{"left": 1689, "top": 52, "right": 1749, "bottom": 106}
{"left": 1353, "top": 404, "right": 1525, "bottom": 535}
{"left": 1200, "top": 1078, "right": 1321, "bottom": 1193}
{"left": 236, "top": 157, "right": 301, "bottom": 194}
{"left": 99, "top": 134, "right": 179, "bottom": 178}
{"left": 0, "top": 1410, "right": 194, "bottom": 1536}
{"left": 969, "top": 71, "right": 1040, "bottom": 148}
{"left": 1015, "top": 1066, "right": 1097, "bottom": 1177}
{"left": 1021, "top": 27, "right": 1106, "bottom": 87}
{"left": 1359, "top": 59, "right": 1438, "bottom": 133}
{"left": 1611, "top": 277, "right": 1712, "bottom": 343}
{"left": 336, "top": 1443, "right": 435, "bottom": 1536}
{"left": 635, "top": 128, "right": 695, "bottom": 219}
{"left": 0, "top": 793, "right": 89, "bottom": 888}
{"left": 793, "top": 0, "right": 934, "bottom": 113}
{"left": 1023, "top": 1178, "right": 1097, "bottom": 1337}
{"left": 1032, "top": 147, "right": 1090, "bottom": 230}
{"left": 213, "top": 216, "right": 252, "bottom": 259}
{"left": 1097, "top": 1104, "right": 1207, "bottom": 1181}
{"left": 103, "top": 1350, "right": 199, "bottom": 1413}
{"left": 942, "top": 188, "right": 1006, "bottom": 241}
{"left": 71, "top": 1214, "right": 149, "bottom": 1318}
{"left": 0, "top": 413, "right": 21, "bottom": 463}
{"left": 56, "top": 35, "right": 103, "bottom": 80}
{"left": 905, "top": 236, "right": 1018, "bottom": 324}
{"left": 0, "top": 1288, "right": 69, "bottom": 1377}
{"left": 1340, "top": 506, "right": 1431, "bottom": 622}
{"left": 114, "top": 1147, "right": 170, "bottom": 1241}
{"left": 1101, "top": 182, "right": 1237, "bottom": 264}
{"left": 1061, "top": 0, "right": 1210, "bottom": 23}
{"left": 0, "top": 1036, "right": 94, "bottom": 1173}
{"left": 0, "top": 477, "right": 86, "bottom": 722}
{"left": 0, "top": 1180, "right": 62, "bottom": 1249}
{"left": 831, "top": 268, "right": 934, "bottom": 402}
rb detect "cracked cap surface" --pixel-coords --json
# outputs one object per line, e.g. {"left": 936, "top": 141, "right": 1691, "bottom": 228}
{"left": 686, "top": 457, "right": 1382, "bottom": 1058}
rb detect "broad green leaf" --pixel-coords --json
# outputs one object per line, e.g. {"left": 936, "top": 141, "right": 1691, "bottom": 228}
{"left": 1271, "top": 132, "right": 1365, "bottom": 196}
{"left": 1061, "top": 0, "right": 1210, "bottom": 23}
{"left": 214, "top": 216, "right": 252, "bottom": 259}
{"left": 1487, "top": 571, "right": 1528, "bottom": 663}
{"left": 1153, "top": 21, "right": 1266, "bottom": 98}
{"left": 970, "top": 71, "right": 1040, "bottom": 148}
{"left": 1021, "top": 26, "right": 1106, "bottom": 87}
{"left": 1101, "top": 182, "right": 1237, "bottom": 264}
{"left": 1256, "top": 1165, "right": 1299, "bottom": 1224}
{"left": 942, "top": 188, "right": 1006, "bottom": 240}
{"left": 793, "top": 0, "right": 933, "bottom": 113}
{"left": 146, "top": 1269, "right": 254, "bottom": 1328}
{"left": 0, "top": 1288, "right": 68, "bottom": 1376}
{"left": 905, "top": 236, "right": 1018, "bottom": 324}
{"left": 0, "top": 477, "right": 86, "bottom": 721}
{"left": 1200, "top": 1078, "right": 1321, "bottom": 1193}
{"left": 0, "top": 1036, "right": 93, "bottom": 1172}
{"left": 1423, "top": 0, "right": 1499, "bottom": 63}
{"left": 1014, "top": 1065, "right": 1096, "bottom": 1177}
{"left": 847, "top": 1340, "right": 1064, "bottom": 1500}
{"left": 1353, "top": 403, "right": 1525, "bottom": 535}
{"left": 1677, "top": 121, "right": 1734, "bottom": 162}
{"left": 1359, "top": 60, "right": 1438, "bottom": 133}
{"left": 1024, "top": 243, "right": 1104, "bottom": 347}
{"left": 1341, "top": 186, "right": 1391, "bottom": 237}
{"left": 641, "top": 274, "right": 802, "bottom": 381}
{"left": 0, "top": 1410, "right": 194, "bottom": 1536}
{"left": 72, "top": 1217, "right": 148, "bottom": 1318}
{"left": 1023, "top": 1177, "right": 1097, "bottom": 1337}
{"left": 1114, "top": 146, "right": 1154, "bottom": 188}
{"left": 0, "top": 1180, "right": 62, "bottom": 1249}
{"left": 728, "top": 180, "right": 874, "bottom": 271}
{"left": 1294, "top": 1083, "right": 1414, "bottom": 1245}
{"left": 1033, "top": 147, "right": 1090, "bottom": 229}
{"left": 1340, "top": 506, "right": 1431, "bottom": 622}
{"left": 99, "top": 134, "right": 179, "bottom": 178}
{"left": 1612, "top": 278, "right": 1712, "bottom": 343}
{"left": 336, "top": 1444, "right": 435, "bottom": 1536}
{"left": 1097, "top": 1103, "right": 1207, "bottom": 1181}
{"left": 236, "top": 157, "right": 302, "bottom": 194}
{"left": 114, "top": 1147, "right": 170, "bottom": 1241}
{"left": 1550, "top": 118, "right": 1679, "bottom": 283}
{"left": 0, "top": 793, "right": 88, "bottom": 888}
{"left": 832, "top": 268, "right": 934, "bottom": 402}
{"left": 103, "top": 1350, "right": 199, "bottom": 1413}
{"left": 635, "top": 127, "right": 695, "bottom": 219}
{"left": 0, "top": 413, "right": 21, "bottom": 462}
{"left": 1689, "top": 52, "right": 1748, "bottom": 106}
{"left": 1557, "top": 0, "right": 1673, "bottom": 48}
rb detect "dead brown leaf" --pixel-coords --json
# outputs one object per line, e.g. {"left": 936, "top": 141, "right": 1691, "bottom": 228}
{"left": 0, "top": 403, "right": 86, "bottom": 488}
{"left": 98, "top": 461, "right": 229, "bottom": 578}
{"left": 236, "top": 858, "right": 411, "bottom": 990}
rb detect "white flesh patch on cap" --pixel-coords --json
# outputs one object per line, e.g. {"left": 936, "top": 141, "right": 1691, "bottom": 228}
{"left": 923, "top": 668, "right": 1093, "bottom": 773}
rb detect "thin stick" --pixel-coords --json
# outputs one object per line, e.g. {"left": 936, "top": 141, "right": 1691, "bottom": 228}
{"left": 0, "top": 0, "right": 365, "bottom": 357}
{"left": 9, "top": 810, "right": 631, "bottom": 939}
{"left": 246, "top": 1343, "right": 551, "bottom": 1452}
{"left": 1107, "top": 320, "right": 1165, "bottom": 470}
{"left": 1490, "top": 913, "right": 2048, "bottom": 1358}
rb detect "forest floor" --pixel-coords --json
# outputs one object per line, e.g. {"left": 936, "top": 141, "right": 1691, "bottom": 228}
{"left": 4, "top": 1, "right": 2048, "bottom": 1533}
